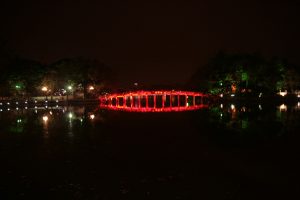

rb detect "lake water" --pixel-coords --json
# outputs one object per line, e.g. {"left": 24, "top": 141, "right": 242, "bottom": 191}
{"left": 0, "top": 102, "right": 300, "bottom": 199}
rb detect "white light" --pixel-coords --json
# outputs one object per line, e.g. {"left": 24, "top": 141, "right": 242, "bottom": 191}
{"left": 49, "top": 111, "right": 53, "bottom": 115}
{"left": 220, "top": 104, "right": 223, "bottom": 109}
{"left": 56, "top": 100, "right": 59, "bottom": 102}
{"left": 220, "top": 94, "right": 223, "bottom": 98}
{"left": 25, "top": 107, "right": 28, "bottom": 109}
{"left": 0, "top": 103, "right": 2, "bottom": 105}
{"left": 0, "top": 109, "right": 2, "bottom": 112}
{"left": 25, "top": 101, "right": 28, "bottom": 104}
{"left": 279, "top": 104, "right": 287, "bottom": 112}
{"left": 241, "top": 106, "right": 246, "bottom": 112}
{"left": 68, "top": 113, "right": 73, "bottom": 119}
{"left": 298, "top": 95, "right": 300, "bottom": 98}
{"left": 16, "top": 107, "right": 19, "bottom": 110}
{"left": 220, "top": 113, "right": 223, "bottom": 117}
{"left": 56, "top": 105, "right": 59, "bottom": 108}
{"left": 42, "top": 86, "right": 48, "bottom": 92}
{"left": 89, "top": 114, "right": 95, "bottom": 119}
{"left": 259, "top": 105, "right": 262, "bottom": 110}
{"left": 67, "top": 86, "right": 72, "bottom": 90}
{"left": 45, "top": 100, "right": 48, "bottom": 103}
{"left": 259, "top": 93, "right": 263, "bottom": 98}
{"left": 16, "top": 102, "right": 18, "bottom": 104}
{"left": 231, "top": 94, "right": 235, "bottom": 97}
{"left": 89, "top": 86, "right": 95, "bottom": 90}
{"left": 7, "top": 102, "right": 10, "bottom": 105}
{"left": 45, "top": 106, "right": 48, "bottom": 108}
{"left": 7, "top": 108, "right": 10, "bottom": 111}
{"left": 35, "top": 106, "right": 37, "bottom": 109}
{"left": 42, "top": 115, "right": 48, "bottom": 122}
{"left": 231, "top": 104, "right": 235, "bottom": 110}
{"left": 34, "top": 100, "right": 37, "bottom": 103}
{"left": 278, "top": 90, "right": 287, "bottom": 97}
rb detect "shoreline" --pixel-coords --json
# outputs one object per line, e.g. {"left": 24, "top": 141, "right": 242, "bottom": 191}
{"left": 0, "top": 98, "right": 100, "bottom": 107}
{"left": 1, "top": 95, "right": 299, "bottom": 107}
{"left": 213, "top": 95, "right": 300, "bottom": 105}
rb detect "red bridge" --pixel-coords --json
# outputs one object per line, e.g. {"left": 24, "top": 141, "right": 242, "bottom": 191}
{"left": 99, "top": 90, "right": 209, "bottom": 112}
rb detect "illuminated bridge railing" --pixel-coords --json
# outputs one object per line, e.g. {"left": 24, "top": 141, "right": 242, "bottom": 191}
{"left": 99, "top": 90, "right": 209, "bottom": 112}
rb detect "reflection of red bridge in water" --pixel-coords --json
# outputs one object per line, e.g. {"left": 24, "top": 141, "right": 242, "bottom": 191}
{"left": 99, "top": 90, "right": 209, "bottom": 112}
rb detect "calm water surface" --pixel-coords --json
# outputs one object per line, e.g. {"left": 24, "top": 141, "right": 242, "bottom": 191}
{"left": 0, "top": 103, "right": 300, "bottom": 199}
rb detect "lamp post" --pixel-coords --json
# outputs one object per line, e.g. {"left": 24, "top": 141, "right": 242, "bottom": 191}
{"left": 88, "top": 85, "right": 95, "bottom": 99}
{"left": 15, "top": 84, "right": 23, "bottom": 100}
{"left": 66, "top": 85, "right": 73, "bottom": 102}
{"left": 41, "top": 86, "right": 48, "bottom": 100}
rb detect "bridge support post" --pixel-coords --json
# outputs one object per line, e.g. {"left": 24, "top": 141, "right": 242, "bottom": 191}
{"left": 193, "top": 96, "right": 196, "bottom": 106}
{"left": 154, "top": 95, "right": 156, "bottom": 108}
{"left": 178, "top": 95, "right": 180, "bottom": 107}
{"left": 146, "top": 95, "right": 148, "bottom": 108}
{"left": 185, "top": 95, "right": 187, "bottom": 107}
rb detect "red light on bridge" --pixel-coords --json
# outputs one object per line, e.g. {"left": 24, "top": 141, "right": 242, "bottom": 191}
{"left": 99, "top": 90, "right": 209, "bottom": 112}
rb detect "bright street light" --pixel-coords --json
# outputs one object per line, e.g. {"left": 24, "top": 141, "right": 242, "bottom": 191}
{"left": 42, "top": 86, "right": 48, "bottom": 92}
{"left": 42, "top": 115, "right": 49, "bottom": 122}
{"left": 89, "top": 114, "right": 95, "bottom": 119}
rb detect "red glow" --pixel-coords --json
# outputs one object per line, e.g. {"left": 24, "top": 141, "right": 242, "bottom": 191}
{"left": 99, "top": 90, "right": 209, "bottom": 112}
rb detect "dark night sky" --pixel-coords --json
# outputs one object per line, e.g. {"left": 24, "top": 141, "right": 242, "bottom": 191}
{"left": 1, "top": 0, "right": 300, "bottom": 87}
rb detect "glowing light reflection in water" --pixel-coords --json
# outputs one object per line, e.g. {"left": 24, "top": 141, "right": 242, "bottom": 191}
{"left": 0, "top": 102, "right": 299, "bottom": 200}
{"left": 99, "top": 104, "right": 209, "bottom": 112}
